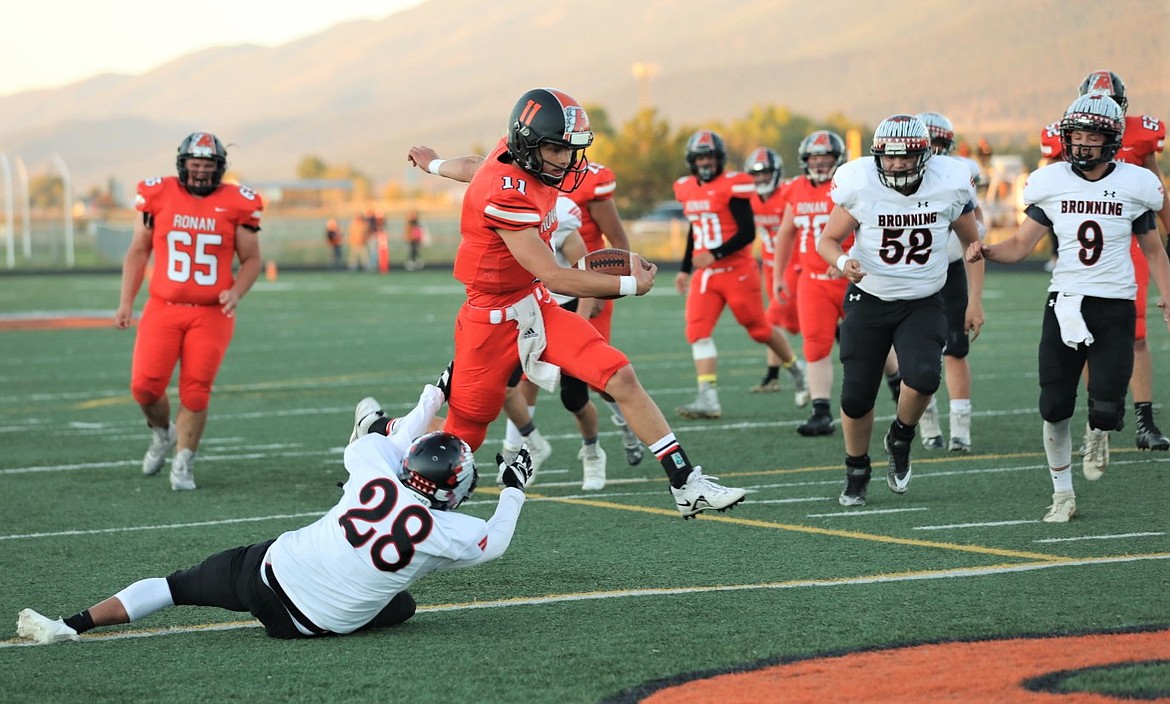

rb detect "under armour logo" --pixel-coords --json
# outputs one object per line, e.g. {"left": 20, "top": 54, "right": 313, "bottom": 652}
{"left": 917, "top": 201, "right": 929, "bottom": 208}
{"left": 848, "top": 293, "right": 861, "bottom": 302}
{"left": 1103, "top": 190, "right": 1116, "bottom": 197}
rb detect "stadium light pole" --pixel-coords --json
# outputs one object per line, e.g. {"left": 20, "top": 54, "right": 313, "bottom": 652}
{"left": 51, "top": 153, "right": 74, "bottom": 267}
{"left": 15, "top": 156, "right": 30, "bottom": 258}
{"left": 1, "top": 153, "right": 12, "bottom": 269}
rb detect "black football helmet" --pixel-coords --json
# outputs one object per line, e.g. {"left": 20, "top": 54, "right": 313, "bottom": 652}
{"left": 871, "top": 115, "right": 932, "bottom": 191}
{"left": 743, "top": 147, "right": 783, "bottom": 197}
{"left": 507, "top": 88, "right": 594, "bottom": 192}
{"left": 799, "top": 130, "right": 846, "bottom": 184}
{"left": 1078, "top": 70, "right": 1127, "bottom": 114}
{"left": 685, "top": 129, "right": 726, "bottom": 182}
{"left": 1059, "top": 93, "right": 1125, "bottom": 171}
{"left": 402, "top": 431, "right": 477, "bottom": 511}
{"left": 176, "top": 132, "right": 227, "bottom": 196}
{"left": 917, "top": 112, "right": 956, "bottom": 156}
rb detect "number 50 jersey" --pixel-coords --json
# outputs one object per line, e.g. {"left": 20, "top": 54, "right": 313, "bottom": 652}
{"left": 830, "top": 156, "right": 975, "bottom": 301}
{"left": 135, "top": 176, "right": 264, "bottom": 306}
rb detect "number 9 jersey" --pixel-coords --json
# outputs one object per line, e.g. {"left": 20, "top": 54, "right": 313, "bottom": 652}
{"left": 135, "top": 176, "right": 264, "bottom": 305}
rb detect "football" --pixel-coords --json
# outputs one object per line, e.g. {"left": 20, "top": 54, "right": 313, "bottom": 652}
{"left": 575, "top": 248, "right": 650, "bottom": 300}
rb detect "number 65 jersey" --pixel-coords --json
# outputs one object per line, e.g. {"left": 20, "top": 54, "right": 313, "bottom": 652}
{"left": 1025, "top": 161, "right": 1165, "bottom": 299}
{"left": 135, "top": 176, "right": 264, "bottom": 305}
{"left": 830, "top": 156, "right": 975, "bottom": 300}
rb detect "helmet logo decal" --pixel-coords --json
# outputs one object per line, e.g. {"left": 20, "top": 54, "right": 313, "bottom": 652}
{"left": 562, "top": 105, "right": 592, "bottom": 146}
{"left": 518, "top": 99, "right": 543, "bottom": 126}
{"left": 1086, "top": 71, "right": 1114, "bottom": 95}
{"left": 189, "top": 132, "right": 218, "bottom": 158}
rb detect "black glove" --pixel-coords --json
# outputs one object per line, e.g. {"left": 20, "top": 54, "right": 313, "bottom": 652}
{"left": 436, "top": 361, "right": 454, "bottom": 401}
{"left": 496, "top": 448, "right": 533, "bottom": 490}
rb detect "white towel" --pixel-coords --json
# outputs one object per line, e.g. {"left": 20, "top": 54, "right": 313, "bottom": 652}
{"left": 513, "top": 294, "right": 561, "bottom": 392}
{"left": 1053, "top": 293, "right": 1094, "bottom": 349}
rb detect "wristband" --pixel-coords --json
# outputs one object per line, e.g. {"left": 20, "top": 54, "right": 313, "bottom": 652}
{"left": 427, "top": 159, "right": 446, "bottom": 176}
{"left": 618, "top": 276, "right": 637, "bottom": 297}
{"left": 835, "top": 254, "right": 850, "bottom": 272}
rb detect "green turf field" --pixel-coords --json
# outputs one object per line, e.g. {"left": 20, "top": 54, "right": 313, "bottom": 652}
{"left": 1, "top": 269, "right": 1167, "bottom": 703}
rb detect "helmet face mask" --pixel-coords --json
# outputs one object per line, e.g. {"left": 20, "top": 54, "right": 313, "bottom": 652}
{"left": 685, "top": 130, "right": 726, "bottom": 182}
{"left": 402, "top": 431, "right": 478, "bottom": 511}
{"left": 176, "top": 132, "right": 227, "bottom": 196}
{"left": 507, "top": 88, "right": 594, "bottom": 192}
{"left": 799, "top": 130, "right": 846, "bottom": 184}
{"left": 744, "top": 147, "right": 783, "bottom": 197}
{"left": 1059, "top": 93, "right": 1125, "bottom": 171}
{"left": 1079, "top": 70, "right": 1127, "bottom": 114}
{"left": 871, "top": 115, "right": 932, "bottom": 192}
{"left": 916, "top": 112, "right": 956, "bottom": 156}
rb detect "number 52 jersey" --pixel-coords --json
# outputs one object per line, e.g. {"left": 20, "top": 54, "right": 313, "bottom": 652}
{"left": 135, "top": 176, "right": 264, "bottom": 305}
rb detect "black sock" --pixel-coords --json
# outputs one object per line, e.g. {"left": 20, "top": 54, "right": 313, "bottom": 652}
{"left": 368, "top": 417, "right": 391, "bottom": 436}
{"left": 891, "top": 417, "right": 916, "bottom": 442}
{"left": 1135, "top": 401, "right": 1155, "bottom": 422}
{"left": 763, "top": 365, "right": 780, "bottom": 382}
{"left": 845, "top": 454, "right": 871, "bottom": 472}
{"left": 660, "top": 447, "right": 695, "bottom": 488}
{"left": 517, "top": 421, "right": 536, "bottom": 437}
{"left": 64, "top": 610, "right": 95, "bottom": 634}
{"left": 812, "top": 398, "right": 831, "bottom": 417}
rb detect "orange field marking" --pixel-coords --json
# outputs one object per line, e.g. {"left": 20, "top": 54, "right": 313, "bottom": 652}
{"left": 641, "top": 628, "right": 1170, "bottom": 703}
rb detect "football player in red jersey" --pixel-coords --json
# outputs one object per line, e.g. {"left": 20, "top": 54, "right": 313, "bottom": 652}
{"left": 744, "top": 147, "right": 802, "bottom": 394}
{"left": 114, "top": 133, "right": 264, "bottom": 491}
{"left": 673, "top": 130, "right": 809, "bottom": 419}
{"left": 427, "top": 88, "right": 746, "bottom": 518}
{"left": 774, "top": 130, "right": 852, "bottom": 437}
{"left": 1039, "top": 70, "right": 1170, "bottom": 452}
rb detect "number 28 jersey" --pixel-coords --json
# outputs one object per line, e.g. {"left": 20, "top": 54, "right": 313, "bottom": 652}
{"left": 135, "top": 176, "right": 264, "bottom": 305}
{"left": 1025, "top": 161, "right": 1164, "bottom": 299}
{"left": 830, "top": 157, "right": 975, "bottom": 300}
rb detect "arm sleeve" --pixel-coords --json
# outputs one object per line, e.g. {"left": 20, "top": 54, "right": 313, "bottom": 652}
{"left": 680, "top": 223, "right": 695, "bottom": 274}
{"left": 1133, "top": 210, "right": 1158, "bottom": 235}
{"left": 386, "top": 385, "right": 446, "bottom": 457}
{"left": 445, "top": 487, "right": 526, "bottom": 568}
{"left": 709, "top": 197, "right": 757, "bottom": 260}
{"left": 1024, "top": 204, "right": 1053, "bottom": 228}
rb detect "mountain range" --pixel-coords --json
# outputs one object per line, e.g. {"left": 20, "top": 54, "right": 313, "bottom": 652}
{"left": 1, "top": 0, "right": 1165, "bottom": 195}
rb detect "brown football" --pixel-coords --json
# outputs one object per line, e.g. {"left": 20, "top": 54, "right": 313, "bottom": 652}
{"left": 576, "top": 248, "right": 650, "bottom": 275}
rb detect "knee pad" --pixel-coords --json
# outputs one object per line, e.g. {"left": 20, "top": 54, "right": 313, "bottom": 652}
{"left": 901, "top": 364, "right": 941, "bottom": 397}
{"left": 747, "top": 321, "right": 772, "bottom": 344}
{"left": 691, "top": 338, "right": 717, "bottom": 361}
{"left": 559, "top": 376, "right": 590, "bottom": 414}
{"left": 1087, "top": 397, "right": 1125, "bottom": 431}
{"left": 839, "top": 387, "right": 874, "bottom": 420}
{"left": 131, "top": 377, "right": 167, "bottom": 407}
{"left": 179, "top": 379, "right": 212, "bottom": 413}
{"left": 943, "top": 332, "right": 969, "bottom": 359}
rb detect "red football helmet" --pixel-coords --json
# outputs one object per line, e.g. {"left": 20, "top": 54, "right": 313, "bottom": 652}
{"left": 871, "top": 115, "right": 932, "bottom": 191}
{"left": 685, "top": 129, "right": 726, "bottom": 182}
{"left": 1078, "top": 70, "right": 1127, "bottom": 114}
{"left": 743, "top": 147, "right": 783, "bottom": 197}
{"left": 507, "top": 88, "right": 593, "bottom": 192}
{"left": 799, "top": 130, "right": 846, "bottom": 184}
{"left": 176, "top": 132, "right": 227, "bottom": 196}
{"left": 1059, "top": 93, "right": 1125, "bottom": 170}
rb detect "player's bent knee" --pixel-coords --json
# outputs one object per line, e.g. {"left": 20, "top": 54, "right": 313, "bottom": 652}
{"left": 1088, "top": 397, "right": 1125, "bottom": 432}
{"left": 131, "top": 379, "right": 166, "bottom": 407}
{"left": 747, "top": 322, "right": 772, "bottom": 344}
{"left": 901, "top": 368, "right": 941, "bottom": 397}
{"left": 943, "top": 335, "right": 969, "bottom": 359}
{"left": 560, "top": 376, "right": 590, "bottom": 414}
{"left": 179, "top": 382, "right": 212, "bottom": 413}
{"left": 690, "top": 338, "right": 717, "bottom": 361}
{"left": 839, "top": 392, "right": 874, "bottom": 420}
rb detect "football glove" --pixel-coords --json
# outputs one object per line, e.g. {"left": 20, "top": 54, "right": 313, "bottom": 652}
{"left": 436, "top": 360, "right": 454, "bottom": 401}
{"left": 496, "top": 447, "right": 533, "bottom": 491}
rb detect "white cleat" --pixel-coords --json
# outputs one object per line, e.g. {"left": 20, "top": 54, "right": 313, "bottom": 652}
{"left": 1042, "top": 491, "right": 1077, "bottom": 523}
{"left": 170, "top": 449, "right": 196, "bottom": 491}
{"left": 670, "top": 467, "right": 746, "bottom": 519}
{"left": 349, "top": 396, "right": 385, "bottom": 443}
{"left": 579, "top": 444, "right": 607, "bottom": 491}
{"left": 676, "top": 385, "right": 722, "bottom": 419}
{"left": 17, "top": 609, "right": 79, "bottom": 645}
{"left": 142, "top": 424, "right": 177, "bottom": 476}
{"left": 1082, "top": 423, "right": 1109, "bottom": 481}
{"left": 789, "top": 359, "right": 810, "bottom": 408}
{"left": 919, "top": 399, "right": 943, "bottom": 450}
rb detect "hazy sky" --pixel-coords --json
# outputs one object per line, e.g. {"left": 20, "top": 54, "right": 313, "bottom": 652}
{"left": 0, "top": 0, "right": 424, "bottom": 97}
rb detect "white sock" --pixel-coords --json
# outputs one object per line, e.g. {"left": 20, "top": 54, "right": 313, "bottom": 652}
{"left": 1049, "top": 467, "right": 1074, "bottom": 494}
{"left": 504, "top": 419, "right": 523, "bottom": 447}
{"left": 950, "top": 399, "right": 971, "bottom": 439}
{"left": 114, "top": 577, "right": 175, "bottom": 622}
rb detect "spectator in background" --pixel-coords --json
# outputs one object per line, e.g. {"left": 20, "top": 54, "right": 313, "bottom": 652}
{"left": 347, "top": 213, "right": 368, "bottom": 271}
{"left": 114, "top": 132, "right": 264, "bottom": 492}
{"left": 325, "top": 218, "right": 343, "bottom": 269}
{"left": 405, "top": 211, "right": 426, "bottom": 271}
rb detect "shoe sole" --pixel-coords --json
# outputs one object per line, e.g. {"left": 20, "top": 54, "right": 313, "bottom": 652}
{"left": 797, "top": 425, "right": 835, "bottom": 437}
{"left": 676, "top": 409, "right": 722, "bottom": 419}
{"left": 921, "top": 436, "right": 944, "bottom": 450}
{"left": 838, "top": 493, "right": 867, "bottom": 507}
{"left": 678, "top": 495, "right": 745, "bottom": 519}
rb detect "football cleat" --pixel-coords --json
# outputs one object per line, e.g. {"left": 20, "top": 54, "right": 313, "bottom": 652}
{"left": 1081, "top": 423, "right": 1109, "bottom": 481}
{"left": 170, "top": 449, "right": 196, "bottom": 491}
{"left": 797, "top": 413, "right": 835, "bottom": 437}
{"left": 142, "top": 424, "right": 177, "bottom": 476}
{"left": 349, "top": 397, "right": 385, "bottom": 444}
{"left": 949, "top": 437, "right": 972, "bottom": 453}
{"left": 670, "top": 467, "right": 746, "bottom": 519}
{"left": 17, "top": 609, "right": 79, "bottom": 645}
{"left": 523, "top": 430, "right": 553, "bottom": 479}
{"left": 750, "top": 378, "right": 780, "bottom": 393}
{"left": 838, "top": 466, "right": 871, "bottom": 507}
{"left": 1135, "top": 416, "right": 1170, "bottom": 451}
{"left": 1042, "top": 491, "right": 1077, "bottom": 523}
{"left": 918, "top": 399, "right": 943, "bottom": 450}
{"left": 676, "top": 385, "right": 721, "bottom": 419}
{"left": 579, "top": 444, "right": 606, "bottom": 491}
{"left": 788, "top": 359, "right": 810, "bottom": 408}
{"left": 884, "top": 429, "right": 913, "bottom": 494}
